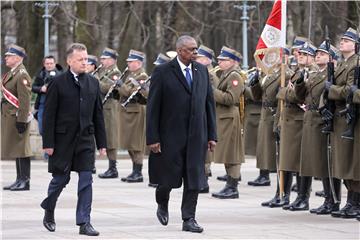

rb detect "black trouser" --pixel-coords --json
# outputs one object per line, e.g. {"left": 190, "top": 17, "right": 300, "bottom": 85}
{"left": 156, "top": 184, "right": 199, "bottom": 221}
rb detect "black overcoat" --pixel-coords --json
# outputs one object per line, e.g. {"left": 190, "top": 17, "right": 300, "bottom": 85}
{"left": 42, "top": 70, "right": 107, "bottom": 173}
{"left": 146, "top": 58, "right": 217, "bottom": 190}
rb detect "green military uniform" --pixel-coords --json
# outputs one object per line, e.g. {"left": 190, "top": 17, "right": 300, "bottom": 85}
{"left": 97, "top": 47, "right": 122, "bottom": 179}
{"left": 205, "top": 65, "right": 219, "bottom": 174}
{"left": 1, "top": 63, "right": 32, "bottom": 158}
{"left": 244, "top": 86, "right": 261, "bottom": 156}
{"left": 328, "top": 28, "right": 359, "bottom": 219}
{"left": 295, "top": 68, "right": 328, "bottom": 178}
{"left": 118, "top": 49, "right": 148, "bottom": 183}
{"left": 2, "top": 44, "right": 33, "bottom": 191}
{"left": 213, "top": 65, "right": 245, "bottom": 171}
{"left": 212, "top": 46, "right": 245, "bottom": 199}
{"left": 251, "top": 67, "right": 293, "bottom": 172}
{"left": 328, "top": 53, "right": 357, "bottom": 181}
{"left": 352, "top": 89, "right": 360, "bottom": 187}
{"left": 98, "top": 64, "right": 122, "bottom": 154}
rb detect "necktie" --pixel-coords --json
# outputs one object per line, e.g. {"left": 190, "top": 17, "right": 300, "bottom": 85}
{"left": 185, "top": 67, "right": 192, "bottom": 87}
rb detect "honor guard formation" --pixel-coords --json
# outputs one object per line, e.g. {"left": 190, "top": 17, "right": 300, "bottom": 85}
{"left": 1, "top": 27, "right": 360, "bottom": 236}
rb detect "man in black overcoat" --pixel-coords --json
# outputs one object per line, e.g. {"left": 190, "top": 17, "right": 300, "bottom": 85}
{"left": 40, "top": 43, "right": 107, "bottom": 236}
{"left": 146, "top": 35, "right": 217, "bottom": 233}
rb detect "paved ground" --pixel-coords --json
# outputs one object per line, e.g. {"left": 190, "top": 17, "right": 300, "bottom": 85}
{"left": 1, "top": 156, "right": 359, "bottom": 239}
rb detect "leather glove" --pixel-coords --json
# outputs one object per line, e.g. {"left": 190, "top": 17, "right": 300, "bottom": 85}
{"left": 324, "top": 81, "right": 332, "bottom": 91}
{"left": 16, "top": 122, "right": 27, "bottom": 134}
{"left": 319, "top": 107, "right": 333, "bottom": 122}
{"left": 248, "top": 70, "right": 259, "bottom": 87}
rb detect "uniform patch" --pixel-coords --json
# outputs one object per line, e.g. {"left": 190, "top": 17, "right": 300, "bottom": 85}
{"left": 232, "top": 80, "right": 239, "bottom": 86}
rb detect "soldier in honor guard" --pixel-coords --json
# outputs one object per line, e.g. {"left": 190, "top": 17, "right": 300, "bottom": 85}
{"left": 275, "top": 42, "right": 318, "bottom": 210}
{"left": 289, "top": 36, "right": 308, "bottom": 71}
{"left": 2, "top": 44, "right": 33, "bottom": 191}
{"left": 289, "top": 42, "right": 340, "bottom": 211}
{"left": 97, "top": 48, "right": 122, "bottom": 179}
{"left": 211, "top": 46, "right": 245, "bottom": 199}
{"left": 293, "top": 42, "right": 342, "bottom": 213}
{"left": 153, "top": 53, "right": 171, "bottom": 66}
{"left": 352, "top": 81, "right": 360, "bottom": 222}
{"left": 118, "top": 49, "right": 149, "bottom": 183}
{"left": 326, "top": 28, "right": 359, "bottom": 219}
{"left": 250, "top": 48, "right": 294, "bottom": 207}
{"left": 85, "top": 55, "right": 99, "bottom": 75}
{"left": 194, "top": 44, "right": 219, "bottom": 193}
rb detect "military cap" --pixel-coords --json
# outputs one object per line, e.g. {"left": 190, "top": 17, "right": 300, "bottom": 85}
{"left": 5, "top": 44, "right": 27, "bottom": 58}
{"left": 316, "top": 41, "right": 338, "bottom": 60}
{"left": 153, "top": 53, "right": 171, "bottom": 65}
{"left": 217, "top": 46, "right": 242, "bottom": 62}
{"left": 100, "top": 47, "right": 118, "bottom": 59}
{"left": 291, "top": 36, "right": 308, "bottom": 49}
{"left": 283, "top": 46, "right": 291, "bottom": 55}
{"left": 87, "top": 55, "right": 98, "bottom": 65}
{"left": 126, "top": 49, "right": 145, "bottom": 62}
{"left": 197, "top": 45, "right": 215, "bottom": 60}
{"left": 298, "top": 42, "right": 317, "bottom": 56}
{"left": 341, "top": 27, "right": 359, "bottom": 42}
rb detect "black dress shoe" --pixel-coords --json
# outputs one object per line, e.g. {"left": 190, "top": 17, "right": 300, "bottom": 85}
{"left": 79, "top": 222, "right": 99, "bottom": 236}
{"left": 156, "top": 204, "right": 169, "bottom": 226}
{"left": 316, "top": 202, "right": 339, "bottom": 215}
{"left": 216, "top": 175, "right": 241, "bottom": 182}
{"left": 331, "top": 203, "right": 353, "bottom": 218}
{"left": 126, "top": 171, "right": 143, "bottom": 183}
{"left": 268, "top": 196, "right": 290, "bottom": 208}
{"left": 182, "top": 218, "right": 203, "bottom": 233}
{"left": 288, "top": 198, "right": 309, "bottom": 211}
{"left": 98, "top": 167, "right": 118, "bottom": 178}
{"left": 3, "top": 180, "right": 19, "bottom": 190}
{"left": 10, "top": 179, "right": 29, "bottom": 191}
{"left": 43, "top": 210, "right": 56, "bottom": 232}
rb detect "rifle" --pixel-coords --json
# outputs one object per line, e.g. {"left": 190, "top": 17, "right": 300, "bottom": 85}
{"left": 102, "top": 67, "right": 128, "bottom": 105}
{"left": 121, "top": 76, "right": 151, "bottom": 108}
{"left": 319, "top": 26, "right": 336, "bottom": 134}
{"left": 339, "top": 29, "right": 360, "bottom": 140}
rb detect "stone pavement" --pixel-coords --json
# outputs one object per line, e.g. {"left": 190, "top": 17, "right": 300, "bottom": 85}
{"left": 1, "top": 156, "right": 359, "bottom": 239}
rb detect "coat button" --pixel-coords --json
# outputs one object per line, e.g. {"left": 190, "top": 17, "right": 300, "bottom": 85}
{"left": 80, "top": 98, "right": 83, "bottom": 101}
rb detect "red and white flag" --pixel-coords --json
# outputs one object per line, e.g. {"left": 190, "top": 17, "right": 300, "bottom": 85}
{"left": 254, "top": 0, "right": 287, "bottom": 73}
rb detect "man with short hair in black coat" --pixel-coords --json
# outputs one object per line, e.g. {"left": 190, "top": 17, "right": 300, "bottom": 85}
{"left": 40, "top": 43, "right": 107, "bottom": 236}
{"left": 146, "top": 35, "right": 217, "bottom": 233}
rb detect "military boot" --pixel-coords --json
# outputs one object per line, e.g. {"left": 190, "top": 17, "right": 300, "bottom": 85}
{"left": 124, "top": 164, "right": 144, "bottom": 183}
{"left": 11, "top": 157, "right": 30, "bottom": 191}
{"left": 98, "top": 160, "right": 118, "bottom": 178}
{"left": 217, "top": 174, "right": 241, "bottom": 182}
{"left": 315, "top": 178, "right": 341, "bottom": 215}
{"left": 331, "top": 191, "right": 356, "bottom": 218}
{"left": 262, "top": 181, "right": 280, "bottom": 207}
{"left": 269, "top": 171, "right": 292, "bottom": 208}
{"left": 3, "top": 158, "right": 20, "bottom": 190}
{"left": 248, "top": 169, "right": 270, "bottom": 186}
{"left": 291, "top": 173, "right": 300, "bottom": 193}
{"left": 289, "top": 176, "right": 312, "bottom": 211}
{"left": 341, "top": 191, "right": 360, "bottom": 219}
{"left": 212, "top": 176, "right": 239, "bottom": 199}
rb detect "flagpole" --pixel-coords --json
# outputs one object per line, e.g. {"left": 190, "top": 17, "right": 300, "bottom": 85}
{"left": 279, "top": 0, "right": 287, "bottom": 199}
